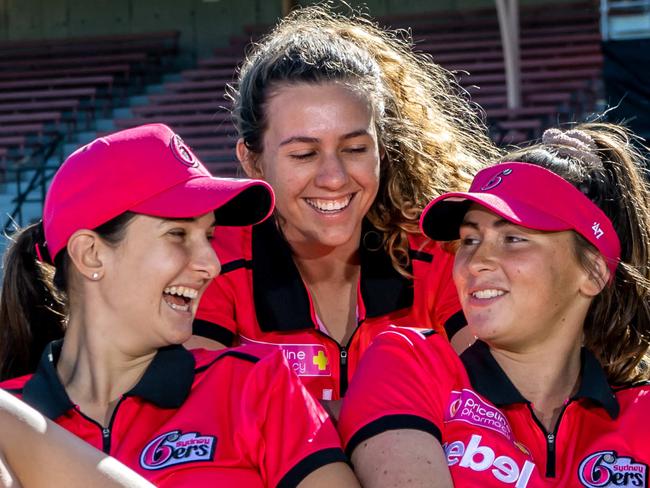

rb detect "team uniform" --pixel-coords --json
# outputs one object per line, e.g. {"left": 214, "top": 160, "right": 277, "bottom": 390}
{"left": 339, "top": 327, "right": 650, "bottom": 487}
{"left": 2, "top": 341, "right": 346, "bottom": 488}
{"left": 195, "top": 218, "right": 465, "bottom": 400}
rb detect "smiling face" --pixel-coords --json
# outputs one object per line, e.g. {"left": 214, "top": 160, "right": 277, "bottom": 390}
{"left": 452, "top": 205, "right": 595, "bottom": 352}
{"left": 243, "top": 82, "right": 382, "bottom": 255}
{"left": 100, "top": 212, "right": 220, "bottom": 350}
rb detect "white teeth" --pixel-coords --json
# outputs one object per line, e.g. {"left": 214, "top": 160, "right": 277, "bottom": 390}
{"left": 305, "top": 195, "right": 353, "bottom": 212}
{"left": 472, "top": 289, "right": 505, "bottom": 299}
{"left": 163, "top": 286, "right": 198, "bottom": 300}
{"left": 166, "top": 302, "right": 191, "bottom": 312}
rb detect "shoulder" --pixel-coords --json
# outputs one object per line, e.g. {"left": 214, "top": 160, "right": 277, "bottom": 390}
{"left": 192, "top": 343, "right": 277, "bottom": 369}
{"left": 408, "top": 232, "right": 455, "bottom": 264}
{"left": 0, "top": 374, "right": 32, "bottom": 395}
{"left": 191, "top": 343, "right": 288, "bottom": 381}
{"left": 212, "top": 224, "right": 253, "bottom": 266}
{"left": 614, "top": 381, "right": 650, "bottom": 408}
{"left": 367, "top": 325, "right": 459, "bottom": 371}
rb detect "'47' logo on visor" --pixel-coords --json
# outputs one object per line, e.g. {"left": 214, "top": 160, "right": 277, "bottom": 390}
{"left": 579, "top": 450, "right": 647, "bottom": 487}
{"left": 140, "top": 430, "right": 216, "bottom": 470}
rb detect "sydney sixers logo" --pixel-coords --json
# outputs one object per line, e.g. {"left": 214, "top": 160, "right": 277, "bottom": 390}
{"left": 579, "top": 451, "right": 647, "bottom": 487}
{"left": 140, "top": 430, "right": 216, "bottom": 470}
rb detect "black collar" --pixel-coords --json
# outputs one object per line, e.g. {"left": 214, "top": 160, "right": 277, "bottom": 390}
{"left": 251, "top": 217, "right": 414, "bottom": 332}
{"left": 22, "top": 340, "right": 196, "bottom": 420}
{"left": 460, "top": 340, "right": 620, "bottom": 419}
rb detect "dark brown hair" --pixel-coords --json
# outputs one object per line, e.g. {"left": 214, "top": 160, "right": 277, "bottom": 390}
{"left": 503, "top": 123, "right": 650, "bottom": 384}
{"left": 0, "top": 212, "right": 136, "bottom": 380}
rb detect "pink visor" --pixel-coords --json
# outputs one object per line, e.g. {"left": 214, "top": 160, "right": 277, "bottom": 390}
{"left": 43, "top": 123, "right": 275, "bottom": 260}
{"left": 420, "top": 162, "right": 621, "bottom": 275}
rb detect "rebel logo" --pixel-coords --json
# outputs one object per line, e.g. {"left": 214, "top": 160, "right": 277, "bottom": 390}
{"left": 579, "top": 451, "right": 647, "bottom": 487}
{"left": 140, "top": 430, "right": 216, "bottom": 470}
{"left": 444, "top": 434, "right": 536, "bottom": 487}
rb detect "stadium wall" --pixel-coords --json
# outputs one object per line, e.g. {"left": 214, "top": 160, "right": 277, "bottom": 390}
{"left": 0, "top": 0, "right": 579, "bottom": 58}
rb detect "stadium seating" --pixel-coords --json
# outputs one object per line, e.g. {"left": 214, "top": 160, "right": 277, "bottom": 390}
{"left": 0, "top": 31, "right": 179, "bottom": 166}
{"left": 0, "top": 3, "right": 601, "bottom": 179}
{"left": 104, "top": 2, "right": 601, "bottom": 175}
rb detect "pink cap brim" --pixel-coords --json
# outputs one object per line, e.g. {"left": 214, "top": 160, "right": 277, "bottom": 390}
{"left": 420, "top": 162, "right": 621, "bottom": 276}
{"left": 131, "top": 175, "right": 274, "bottom": 226}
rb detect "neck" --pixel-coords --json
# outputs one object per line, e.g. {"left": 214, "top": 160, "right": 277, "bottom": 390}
{"left": 57, "top": 309, "right": 156, "bottom": 426}
{"left": 490, "top": 340, "right": 582, "bottom": 432}
{"left": 288, "top": 230, "right": 362, "bottom": 284}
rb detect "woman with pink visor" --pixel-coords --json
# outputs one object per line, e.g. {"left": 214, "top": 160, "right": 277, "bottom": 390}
{"left": 339, "top": 123, "right": 650, "bottom": 487}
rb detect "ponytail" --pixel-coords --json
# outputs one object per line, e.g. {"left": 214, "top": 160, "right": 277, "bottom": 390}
{"left": 0, "top": 222, "right": 66, "bottom": 380}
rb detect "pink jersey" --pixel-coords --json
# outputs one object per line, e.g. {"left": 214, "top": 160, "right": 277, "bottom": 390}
{"left": 340, "top": 327, "right": 650, "bottom": 487}
{"left": 195, "top": 218, "right": 464, "bottom": 400}
{"left": 2, "top": 341, "right": 346, "bottom": 487}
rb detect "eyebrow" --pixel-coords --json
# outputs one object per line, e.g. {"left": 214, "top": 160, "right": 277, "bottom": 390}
{"left": 160, "top": 217, "right": 218, "bottom": 226}
{"left": 460, "top": 217, "right": 512, "bottom": 229}
{"left": 278, "top": 129, "right": 372, "bottom": 147}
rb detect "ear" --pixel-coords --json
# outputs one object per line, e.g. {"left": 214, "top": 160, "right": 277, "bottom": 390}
{"left": 579, "top": 251, "right": 610, "bottom": 297}
{"left": 66, "top": 230, "right": 105, "bottom": 281}
{"left": 236, "top": 138, "right": 263, "bottom": 178}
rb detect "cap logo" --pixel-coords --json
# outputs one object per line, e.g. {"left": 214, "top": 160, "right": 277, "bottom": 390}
{"left": 170, "top": 134, "right": 198, "bottom": 168}
{"left": 592, "top": 222, "right": 604, "bottom": 239}
{"left": 481, "top": 168, "right": 513, "bottom": 191}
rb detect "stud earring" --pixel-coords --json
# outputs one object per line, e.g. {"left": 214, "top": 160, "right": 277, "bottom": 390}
{"left": 92, "top": 272, "right": 99, "bottom": 280}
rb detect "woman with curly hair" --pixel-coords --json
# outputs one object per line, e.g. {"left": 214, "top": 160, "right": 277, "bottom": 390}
{"left": 189, "top": 4, "right": 498, "bottom": 414}
{"left": 340, "top": 123, "right": 650, "bottom": 486}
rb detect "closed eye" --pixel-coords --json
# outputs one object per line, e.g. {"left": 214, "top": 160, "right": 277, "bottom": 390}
{"left": 290, "top": 151, "right": 316, "bottom": 160}
{"left": 343, "top": 146, "right": 368, "bottom": 153}
{"left": 168, "top": 229, "right": 187, "bottom": 238}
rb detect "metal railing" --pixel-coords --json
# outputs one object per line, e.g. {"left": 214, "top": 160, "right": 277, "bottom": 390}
{"left": 2, "top": 135, "right": 64, "bottom": 235}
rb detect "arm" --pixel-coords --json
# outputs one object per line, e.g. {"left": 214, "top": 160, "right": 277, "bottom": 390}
{"left": 417, "top": 243, "right": 473, "bottom": 353}
{"left": 339, "top": 329, "right": 462, "bottom": 488}
{"left": 351, "top": 430, "right": 452, "bottom": 488}
{"left": 0, "top": 389, "right": 153, "bottom": 488}
{"left": 298, "top": 463, "right": 360, "bottom": 488}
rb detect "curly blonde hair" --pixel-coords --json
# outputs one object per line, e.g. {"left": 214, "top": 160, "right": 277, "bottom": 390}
{"left": 229, "top": 4, "right": 499, "bottom": 275}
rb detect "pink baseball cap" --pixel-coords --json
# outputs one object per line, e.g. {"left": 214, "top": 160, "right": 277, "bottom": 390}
{"left": 43, "top": 123, "right": 274, "bottom": 260}
{"left": 420, "top": 162, "right": 621, "bottom": 275}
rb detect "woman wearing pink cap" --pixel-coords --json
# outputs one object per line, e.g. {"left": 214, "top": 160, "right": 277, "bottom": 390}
{"left": 339, "top": 123, "right": 650, "bottom": 486}
{"left": 0, "top": 124, "right": 359, "bottom": 487}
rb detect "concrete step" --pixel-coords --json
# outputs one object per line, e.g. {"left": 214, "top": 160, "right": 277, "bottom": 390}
{"left": 129, "top": 95, "right": 150, "bottom": 106}
{"left": 112, "top": 107, "right": 133, "bottom": 119}
{"left": 162, "top": 73, "right": 183, "bottom": 83}
{"left": 145, "top": 83, "right": 165, "bottom": 95}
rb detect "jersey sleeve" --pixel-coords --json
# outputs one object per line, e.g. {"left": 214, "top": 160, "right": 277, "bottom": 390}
{"left": 240, "top": 349, "right": 347, "bottom": 488}
{"left": 416, "top": 243, "right": 466, "bottom": 339}
{"left": 338, "top": 327, "right": 463, "bottom": 456}
{"left": 193, "top": 276, "right": 238, "bottom": 346}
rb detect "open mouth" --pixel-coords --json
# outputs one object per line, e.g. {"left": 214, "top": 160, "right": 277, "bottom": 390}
{"left": 304, "top": 194, "right": 354, "bottom": 214}
{"left": 471, "top": 289, "right": 506, "bottom": 300}
{"left": 163, "top": 286, "right": 199, "bottom": 313}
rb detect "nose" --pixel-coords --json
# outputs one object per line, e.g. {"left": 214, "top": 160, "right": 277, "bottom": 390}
{"left": 192, "top": 240, "right": 221, "bottom": 280}
{"left": 314, "top": 152, "right": 348, "bottom": 190}
{"left": 467, "top": 240, "right": 498, "bottom": 275}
